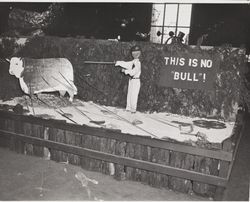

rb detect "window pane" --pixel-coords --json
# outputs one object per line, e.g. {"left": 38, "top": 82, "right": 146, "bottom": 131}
{"left": 164, "top": 4, "right": 178, "bottom": 26}
{"left": 150, "top": 26, "right": 162, "bottom": 44}
{"left": 163, "top": 27, "right": 176, "bottom": 44}
{"left": 176, "top": 27, "right": 190, "bottom": 37}
{"left": 150, "top": 3, "right": 192, "bottom": 44}
{"left": 178, "top": 4, "right": 192, "bottom": 26}
{"left": 176, "top": 27, "right": 190, "bottom": 44}
{"left": 151, "top": 4, "right": 164, "bottom": 26}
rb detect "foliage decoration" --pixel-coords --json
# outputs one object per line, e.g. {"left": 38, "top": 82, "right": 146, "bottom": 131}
{"left": 0, "top": 36, "right": 247, "bottom": 121}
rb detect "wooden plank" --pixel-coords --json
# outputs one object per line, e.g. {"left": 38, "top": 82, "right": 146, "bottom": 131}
{"left": 76, "top": 131, "right": 233, "bottom": 161}
{"left": 91, "top": 136, "right": 102, "bottom": 172}
{"left": 125, "top": 142, "right": 135, "bottom": 180}
{"left": 133, "top": 144, "right": 143, "bottom": 182}
{"left": 65, "top": 130, "right": 78, "bottom": 165}
{"left": 6, "top": 119, "right": 15, "bottom": 151}
{"left": 109, "top": 139, "right": 116, "bottom": 176}
{"left": 73, "top": 132, "right": 81, "bottom": 165}
{"left": 99, "top": 137, "right": 109, "bottom": 175}
{"left": 23, "top": 122, "right": 33, "bottom": 155}
{"left": 0, "top": 117, "right": 4, "bottom": 130}
{"left": 0, "top": 118, "right": 9, "bottom": 147}
{"left": 80, "top": 134, "right": 91, "bottom": 170}
{"left": 169, "top": 151, "right": 193, "bottom": 193}
{"left": 32, "top": 124, "right": 44, "bottom": 157}
{"left": 150, "top": 147, "right": 169, "bottom": 188}
{"left": 56, "top": 128, "right": 67, "bottom": 162}
{"left": 0, "top": 110, "right": 233, "bottom": 161}
{"left": 57, "top": 128, "right": 67, "bottom": 162}
{"left": 214, "top": 137, "right": 233, "bottom": 200}
{"left": 48, "top": 127, "right": 57, "bottom": 161}
{"left": 141, "top": 146, "right": 151, "bottom": 186}
{"left": 0, "top": 129, "right": 228, "bottom": 187}
{"left": 5, "top": 119, "right": 15, "bottom": 132}
{"left": 99, "top": 138, "right": 116, "bottom": 176}
{"left": 193, "top": 156, "right": 218, "bottom": 197}
{"left": 43, "top": 127, "right": 51, "bottom": 160}
{"left": 226, "top": 123, "right": 245, "bottom": 179}
{"left": 136, "top": 145, "right": 151, "bottom": 186}
{"left": 14, "top": 117, "right": 24, "bottom": 154}
{"left": 48, "top": 127, "right": 66, "bottom": 162}
{"left": 114, "top": 141, "right": 126, "bottom": 180}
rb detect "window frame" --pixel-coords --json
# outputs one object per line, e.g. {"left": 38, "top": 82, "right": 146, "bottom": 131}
{"left": 150, "top": 3, "right": 192, "bottom": 44}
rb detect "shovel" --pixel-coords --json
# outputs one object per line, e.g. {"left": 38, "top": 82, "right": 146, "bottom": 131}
{"left": 149, "top": 116, "right": 194, "bottom": 134}
{"left": 74, "top": 106, "right": 105, "bottom": 125}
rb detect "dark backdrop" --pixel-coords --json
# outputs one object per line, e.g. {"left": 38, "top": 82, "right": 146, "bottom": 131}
{"left": 0, "top": 3, "right": 152, "bottom": 41}
{"left": 1, "top": 3, "right": 250, "bottom": 49}
{"left": 189, "top": 4, "right": 250, "bottom": 52}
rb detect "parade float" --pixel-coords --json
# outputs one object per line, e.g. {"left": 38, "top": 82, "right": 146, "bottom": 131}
{"left": 0, "top": 36, "right": 248, "bottom": 200}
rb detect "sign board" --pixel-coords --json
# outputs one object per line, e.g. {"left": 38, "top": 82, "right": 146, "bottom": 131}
{"left": 158, "top": 51, "right": 220, "bottom": 90}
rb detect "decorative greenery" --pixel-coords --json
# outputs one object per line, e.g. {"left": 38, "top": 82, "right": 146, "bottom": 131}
{"left": 7, "top": 4, "right": 64, "bottom": 35}
{"left": 0, "top": 37, "right": 18, "bottom": 57}
{"left": 0, "top": 36, "right": 247, "bottom": 121}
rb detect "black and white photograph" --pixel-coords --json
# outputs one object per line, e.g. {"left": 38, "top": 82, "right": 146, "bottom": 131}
{"left": 0, "top": 0, "right": 249, "bottom": 201}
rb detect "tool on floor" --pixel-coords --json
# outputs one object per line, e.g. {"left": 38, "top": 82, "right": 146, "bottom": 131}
{"left": 73, "top": 105, "right": 105, "bottom": 125}
{"left": 193, "top": 119, "right": 226, "bottom": 129}
{"left": 149, "top": 116, "right": 194, "bottom": 134}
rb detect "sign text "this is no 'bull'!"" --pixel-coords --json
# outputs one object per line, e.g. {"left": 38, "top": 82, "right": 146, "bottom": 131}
{"left": 158, "top": 52, "right": 220, "bottom": 90}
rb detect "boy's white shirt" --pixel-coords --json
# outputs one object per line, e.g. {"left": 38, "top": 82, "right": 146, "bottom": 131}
{"left": 116, "top": 59, "right": 141, "bottom": 78}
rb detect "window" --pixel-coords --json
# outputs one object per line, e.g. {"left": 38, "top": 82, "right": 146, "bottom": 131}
{"left": 150, "top": 3, "right": 192, "bottom": 44}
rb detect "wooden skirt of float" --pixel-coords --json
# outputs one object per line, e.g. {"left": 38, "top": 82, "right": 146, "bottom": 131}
{"left": 0, "top": 109, "right": 244, "bottom": 200}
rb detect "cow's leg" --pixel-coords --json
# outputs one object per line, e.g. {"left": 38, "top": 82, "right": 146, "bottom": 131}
{"left": 68, "top": 90, "right": 74, "bottom": 102}
{"left": 59, "top": 90, "right": 66, "bottom": 98}
{"left": 19, "top": 78, "right": 29, "bottom": 94}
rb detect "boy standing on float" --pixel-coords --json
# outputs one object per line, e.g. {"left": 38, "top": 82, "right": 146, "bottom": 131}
{"left": 115, "top": 45, "right": 142, "bottom": 113}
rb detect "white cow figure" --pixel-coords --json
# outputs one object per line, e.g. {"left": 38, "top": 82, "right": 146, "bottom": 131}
{"left": 9, "top": 57, "right": 77, "bottom": 102}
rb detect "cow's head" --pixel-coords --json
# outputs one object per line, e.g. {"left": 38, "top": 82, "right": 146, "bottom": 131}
{"left": 9, "top": 57, "right": 24, "bottom": 78}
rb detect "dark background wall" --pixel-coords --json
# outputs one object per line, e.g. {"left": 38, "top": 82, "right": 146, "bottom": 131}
{"left": 0, "top": 3, "right": 152, "bottom": 41}
{"left": 189, "top": 4, "right": 250, "bottom": 52}
{"left": 0, "top": 3, "right": 250, "bottom": 49}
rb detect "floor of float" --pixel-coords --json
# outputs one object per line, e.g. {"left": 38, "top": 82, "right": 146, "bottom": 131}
{"left": 0, "top": 94, "right": 235, "bottom": 144}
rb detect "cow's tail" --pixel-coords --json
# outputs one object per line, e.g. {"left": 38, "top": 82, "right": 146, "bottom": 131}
{"left": 69, "top": 80, "right": 78, "bottom": 95}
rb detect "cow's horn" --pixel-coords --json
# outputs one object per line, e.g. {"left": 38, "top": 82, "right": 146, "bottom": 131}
{"left": 5, "top": 58, "right": 10, "bottom": 63}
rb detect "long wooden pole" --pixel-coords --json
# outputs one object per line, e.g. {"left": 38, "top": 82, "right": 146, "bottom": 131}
{"left": 84, "top": 61, "right": 116, "bottom": 65}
